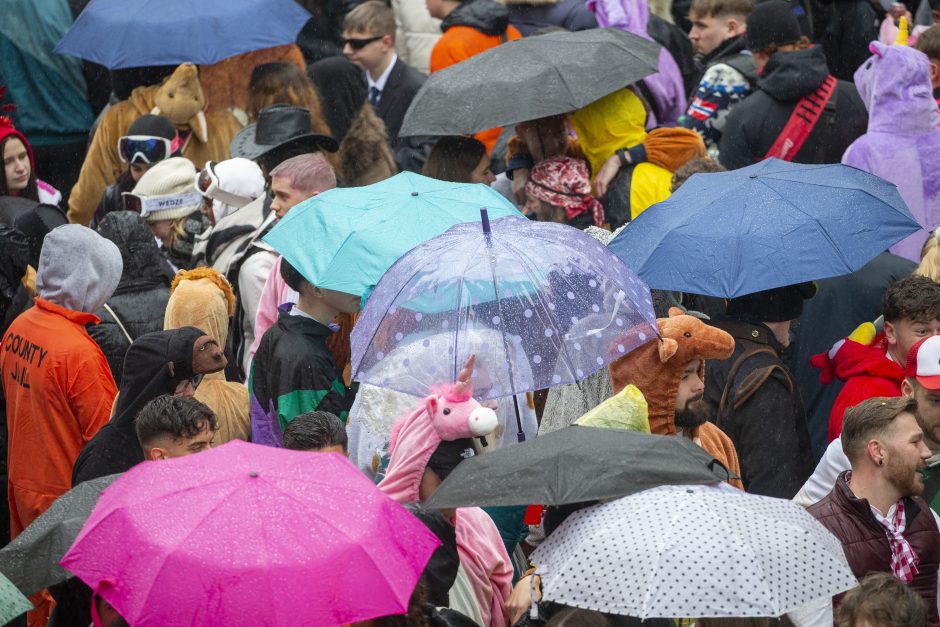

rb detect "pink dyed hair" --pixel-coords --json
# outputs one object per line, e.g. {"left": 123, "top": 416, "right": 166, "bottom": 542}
{"left": 269, "top": 153, "right": 336, "bottom": 195}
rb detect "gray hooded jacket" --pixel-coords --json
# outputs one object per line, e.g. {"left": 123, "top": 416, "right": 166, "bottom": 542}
{"left": 36, "top": 224, "right": 122, "bottom": 314}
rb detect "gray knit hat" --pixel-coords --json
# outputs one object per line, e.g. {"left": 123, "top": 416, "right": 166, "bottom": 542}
{"left": 126, "top": 156, "right": 202, "bottom": 222}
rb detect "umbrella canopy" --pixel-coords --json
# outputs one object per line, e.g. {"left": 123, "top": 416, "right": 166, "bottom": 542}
{"left": 350, "top": 215, "right": 657, "bottom": 401}
{"left": 399, "top": 28, "right": 660, "bottom": 137}
{"left": 262, "top": 171, "right": 524, "bottom": 298}
{"left": 60, "top": 440, "right": 440, "bottom": 627}
{"left": 608, "top": 159, "right": 921, "bottom": 298}
{"left": 0, "top": 473, "right": 120, "bottom": 595}
{"left": 532, "top": 484, "right": 857, "bottom": 619}
{"left": 425, "top": 426, "right": 731, "bottom": 509}
{"left": 54, "top": 0, "right": 311, "bottom": 69}
{"left": 0, "top": 572, "right": 31, "bottom": 624}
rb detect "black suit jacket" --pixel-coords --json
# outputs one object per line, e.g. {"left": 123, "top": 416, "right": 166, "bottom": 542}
{"left": 375, "top": 57, "right": 425, "bottom": 142}
{"left": 374, "top": 57, "right": 435, "bottom": 173}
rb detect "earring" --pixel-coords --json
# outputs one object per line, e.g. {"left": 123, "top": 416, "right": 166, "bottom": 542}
{"left": 878, "top": 458, "right": 884, "bottom": 466}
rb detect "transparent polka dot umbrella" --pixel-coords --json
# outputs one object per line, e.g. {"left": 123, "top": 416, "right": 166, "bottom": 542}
{"left": 531, "top": 484, "right": 858, "bottom": 619}
{"left": 350, "top": 213, "right": 657, "bottom": 437}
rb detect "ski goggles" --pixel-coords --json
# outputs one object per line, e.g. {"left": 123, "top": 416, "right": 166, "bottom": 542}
{"left": 196, "top": 161, "right": 253, "bottom": 208}
{"left": 117, "top": 134, "right": 180, "bottom": 165}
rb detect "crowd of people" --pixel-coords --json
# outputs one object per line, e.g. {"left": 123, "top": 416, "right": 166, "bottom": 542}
{"left": 3, "top": 0, "right": 940, "bottom": 625}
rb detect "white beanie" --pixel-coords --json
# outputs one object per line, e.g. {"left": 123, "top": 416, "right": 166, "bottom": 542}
{"left": 129, "top": 156, "right": 203, "bottom": 222}
{"left": 209, "top": 158, "right": 265, "bottom": 224}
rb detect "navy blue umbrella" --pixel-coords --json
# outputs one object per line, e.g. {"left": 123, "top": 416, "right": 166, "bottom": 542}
{"left": 55, "top": 0, "right": 311, "bottom": 69}
{"left": 608, "top": 159, "right": 921, "bottom": 298}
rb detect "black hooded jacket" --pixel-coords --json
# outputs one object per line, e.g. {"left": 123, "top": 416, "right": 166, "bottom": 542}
{"left": 87, "top": 212, "right": 174, "bottom": 387}
{"left": 71, "top": 327, "right": 205, "bottom": 486}
{"left": 718, "top": 46, "right": 868, "bottom": 170}
{"left": 441, "top": 0, "right": 512, "bottom": 35}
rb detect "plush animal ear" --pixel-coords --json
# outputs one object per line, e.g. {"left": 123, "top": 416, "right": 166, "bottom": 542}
{"left": 658, "top": 338, "right": 679, "bottom": 363}
{"left": 668, "top": 307, "right": 684, "bottom": 318}
{"left": 426, "top": 396, "right": 439, "bottom": 416}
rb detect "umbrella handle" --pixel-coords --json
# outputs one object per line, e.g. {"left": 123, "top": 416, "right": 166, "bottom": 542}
{"left": 480, "top": 208, "right": 491, "bottom": 234}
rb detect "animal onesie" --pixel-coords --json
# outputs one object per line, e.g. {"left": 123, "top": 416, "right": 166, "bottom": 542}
{"left": 164, "top": 269, "right": 250, "bottom": 445}
{"left": 67, "top": 64, "right": 243, "bottom": 226}
{"left": 378, "top": 386, "right": 513, "bottom": 627}
{"left": 842, "top": 40, "right": 940, "bottom": 262}
{"left": 811, "top": 323, "right": 905, "bottom": 442}
{"left": 608, "top": 309, "right": 744, "bottom": 489}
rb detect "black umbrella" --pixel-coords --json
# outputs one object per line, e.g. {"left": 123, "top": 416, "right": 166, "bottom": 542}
{"left": 399, "top": 28, "right": 661, "bottom": 137}
{"left": 0, "top": 473, "right": 120, "bottom": 595}
{"left": 425, "top": 426, "right": 732, "bottom": 509}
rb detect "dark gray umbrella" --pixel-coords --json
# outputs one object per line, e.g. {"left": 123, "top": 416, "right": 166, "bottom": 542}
{"left": 0, "top": 473, "right": 120, "bottom": 595}
{"left": 425, "top": 427, "right": 732, "bottom": 509}
{"left": 399, "top": 28, "right": 661, "bottom": 137}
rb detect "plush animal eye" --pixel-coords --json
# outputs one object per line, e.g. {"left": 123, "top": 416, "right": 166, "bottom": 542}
{"left": 683, "top": 332, "right": 692, "bottom": 338}
{"left": 443, "top": 408, "right": 451, "bottom": 415}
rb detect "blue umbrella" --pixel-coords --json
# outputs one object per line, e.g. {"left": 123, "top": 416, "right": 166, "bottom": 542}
{"left": 350, "top": 214, "right": 657, "bottom": 411}
{"left": 55, "top": 0, "right": 311, "bottom": 69}
{"left": 263, "top": 172, "right": 524, "bottom": 298}
{"left": 608, "top": 159, "right": 921, "bottom": 298}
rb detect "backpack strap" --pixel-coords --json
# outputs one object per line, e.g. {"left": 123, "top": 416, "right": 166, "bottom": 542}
{"left": 717, "top": 345, "right": 784, "bottom": 423}
{"left": 102, "top": 303, "right": 133, "bottom": 345}
{"left": 763, "top": 75, "right": 838, "bottom": 162}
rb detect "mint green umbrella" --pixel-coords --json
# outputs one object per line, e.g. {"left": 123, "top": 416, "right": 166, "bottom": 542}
{"left": 262, "top": 172, "right": 524, "bottom": 297}
{"left": 0, "top": 571, "right": 31, "bottom": 624}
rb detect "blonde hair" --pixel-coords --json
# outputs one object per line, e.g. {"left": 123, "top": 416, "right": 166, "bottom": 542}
{"left": 917, "top": 229, "right": 940, "bottom": 282}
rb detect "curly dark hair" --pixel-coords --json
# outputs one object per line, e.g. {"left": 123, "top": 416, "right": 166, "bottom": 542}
{"left": 882, "top": 274, "right": 940, "bottom": 323}
{"left": 135, "top": 394, "right": 217, "bottom": 448}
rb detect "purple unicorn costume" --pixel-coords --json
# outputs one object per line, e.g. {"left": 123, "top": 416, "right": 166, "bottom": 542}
{"left": 588, "top": 0, "right": 686, "bottom": 126}
{"left": 842, "top": 41, "right": 940, "bottom": 262}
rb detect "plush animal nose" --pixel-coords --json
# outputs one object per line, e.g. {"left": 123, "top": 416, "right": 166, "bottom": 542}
{"left": 468, "top": 406, "right": 498, "bottom": 437}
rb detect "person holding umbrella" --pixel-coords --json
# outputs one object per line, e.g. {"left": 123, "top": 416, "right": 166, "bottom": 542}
{"left": 702, "top": 284, "right": 816, "bottom": 499}
{"left": 427, "top": 0, "right": 522, "bottom": 154}
{"left": 249, "top": 259, "right": 359, "bottom": 446}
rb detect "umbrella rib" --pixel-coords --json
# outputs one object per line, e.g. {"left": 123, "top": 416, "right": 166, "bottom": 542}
{"left": 500, "top": 235, "right": 593, "bottom": 385}
{"left": 451, "top": 234, "right": 488, "bottom": 382}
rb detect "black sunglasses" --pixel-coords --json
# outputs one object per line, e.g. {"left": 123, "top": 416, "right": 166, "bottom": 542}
{"left": 343, "top": 35, "right": 383, "bottom": 50}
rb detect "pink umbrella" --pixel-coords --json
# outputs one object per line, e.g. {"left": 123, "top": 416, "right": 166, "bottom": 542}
{"left": 60, "top": 440, "right": 440, "bottom": 626}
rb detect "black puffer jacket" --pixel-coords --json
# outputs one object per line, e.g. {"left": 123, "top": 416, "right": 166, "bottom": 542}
{"left": 87, "top": 212, "right": 173, "bottom": 387}
{"left": 718, "top": 46, "right": 868, "bottom": 170}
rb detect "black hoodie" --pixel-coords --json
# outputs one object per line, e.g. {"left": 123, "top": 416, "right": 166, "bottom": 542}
{"left": 718, "top": 46, "right": 868, "bottom": 170}
{"left": 71, "top": 327, "right": 205, "bottom": 486}
{"left": 441, "top": 0, "right": 512, "bottom": 35}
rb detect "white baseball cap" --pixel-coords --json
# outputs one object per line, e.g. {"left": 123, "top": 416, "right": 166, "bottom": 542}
{"left": 905, "top": 335, "right": 940, "bottom": 390}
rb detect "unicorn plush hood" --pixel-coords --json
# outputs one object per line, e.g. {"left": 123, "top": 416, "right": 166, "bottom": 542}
{"left": 853, "top": 41, "right": 939, "bottom": 134}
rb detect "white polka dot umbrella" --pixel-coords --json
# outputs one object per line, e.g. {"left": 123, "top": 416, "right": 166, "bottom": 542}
{"left": 532, "top": 484, "right": 857, "bottom": 619}
{"left": 350, "top": 214, "right": 657, "bottom": 405}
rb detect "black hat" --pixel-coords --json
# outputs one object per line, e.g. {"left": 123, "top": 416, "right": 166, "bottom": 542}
{"left": 427, "top": 438, "right": 476, "bottom": 482}
{"left": 229, "top": 104, "right": 338, "bottom": 161}
{"left": 726, "top": 282, "right": 817, "bottom": 322}
{"left": 745, "top": 1, "right": 802, "bottom": 52}
{"left": 126, "top": 114, "right": 177, "bottom": 141}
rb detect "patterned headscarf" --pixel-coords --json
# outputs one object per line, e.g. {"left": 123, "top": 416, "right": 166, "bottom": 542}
{"left": 526, "top": 156, "right": 604, "bottom": 227}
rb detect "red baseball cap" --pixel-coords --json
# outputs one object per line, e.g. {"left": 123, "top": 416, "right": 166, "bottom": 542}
{"left": 905, "top": 335, "right": 940, "bottom": 390}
